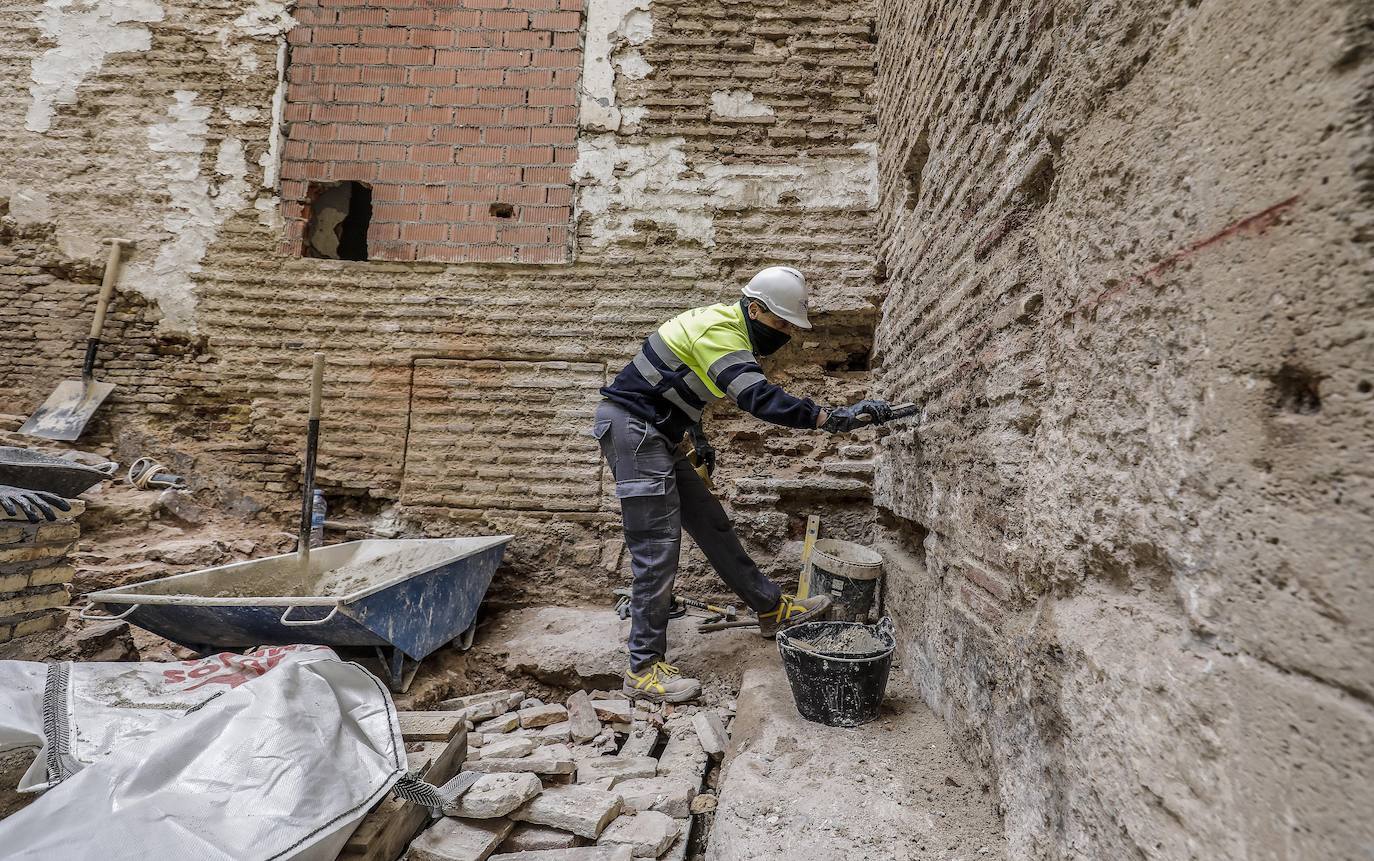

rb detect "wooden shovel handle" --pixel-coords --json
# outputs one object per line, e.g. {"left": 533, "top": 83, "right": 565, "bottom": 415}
{"left": 89, "top": 240, "right": 132, "bottom": 341}
{"left": 308, "top": 352, "right": 325, "bottom": 420}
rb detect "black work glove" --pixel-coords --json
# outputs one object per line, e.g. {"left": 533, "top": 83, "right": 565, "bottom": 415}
{"left": 0, "top": 485, "right": 71, "bottom": 523}
{"left": 821, "top": 399, "right": 895, "bottom": 433}
{"left": 688, "top": 424, "right": 716, "bottom": 476}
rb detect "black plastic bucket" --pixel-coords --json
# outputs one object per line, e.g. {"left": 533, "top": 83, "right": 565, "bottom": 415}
{"left": 807, "top": 539, "right": 883, "bottom": 623}
{"left": 776, "top": 617, "right": 895, "bottom": 727}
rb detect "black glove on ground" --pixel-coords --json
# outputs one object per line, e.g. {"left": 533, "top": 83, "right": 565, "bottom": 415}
{"left": 688, "top": 424, "right": 716, "bottom": 476}
{"left": 821, "top": 400, "right": 895, "bottom": 433}
{"left": 0, "top": 485, "right": 71, "bottom": 523}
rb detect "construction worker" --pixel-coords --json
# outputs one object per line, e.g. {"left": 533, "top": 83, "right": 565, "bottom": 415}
{"left": 593, "top": 266, "right": 896, "bottom": 702}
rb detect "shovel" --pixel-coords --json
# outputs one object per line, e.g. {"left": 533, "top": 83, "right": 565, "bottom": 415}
{"left": 20, "top": 239, "right": 134, "bottom": 441}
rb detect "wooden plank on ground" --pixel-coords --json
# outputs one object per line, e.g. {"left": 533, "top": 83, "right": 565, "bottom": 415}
{"left": 797, "top": 514, "right": 821, "bottom": 599}
{"left": 338, "top": 725, "right": 468, "bottom": 861}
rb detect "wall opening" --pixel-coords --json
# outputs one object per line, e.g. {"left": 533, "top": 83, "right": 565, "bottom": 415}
{"left": 305, "top": 181, "right": 372, "bottom": 261}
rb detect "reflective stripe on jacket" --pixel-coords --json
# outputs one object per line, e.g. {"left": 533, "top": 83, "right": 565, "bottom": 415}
{"left": 600, "top": 301, "right": 820, "bottom": 442}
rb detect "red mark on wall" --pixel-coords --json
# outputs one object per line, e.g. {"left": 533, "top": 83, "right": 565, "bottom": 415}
{"left": 937, "top": 194, "right": 1303, "bottom": 387}
{"left": 1083, "top": 194, "right": 1302, "bottom": 312}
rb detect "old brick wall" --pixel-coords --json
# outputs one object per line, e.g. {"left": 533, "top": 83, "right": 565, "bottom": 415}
{"left": 871, "top": 0, "right": 1374, "bottom": 857}
{"left": 0, "top": 0, "right": 880, "bottom": 605}
{"left": 0, "top": 503, "right": 82, "bottom": 644}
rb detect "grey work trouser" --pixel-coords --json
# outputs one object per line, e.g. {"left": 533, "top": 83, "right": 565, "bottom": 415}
{"left": 592, "top": 400, "right": 781, "bottom": 671}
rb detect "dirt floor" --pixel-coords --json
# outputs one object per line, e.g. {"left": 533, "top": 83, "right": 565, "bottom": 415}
{"left": 2, "top": 594, "right": 1011, "bottom": 859}
{"left": 709, "top": 669, "right": 1005, "bottom": 860}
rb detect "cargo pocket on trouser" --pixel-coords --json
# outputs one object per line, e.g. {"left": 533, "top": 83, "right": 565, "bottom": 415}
{"left": 632, "top": 422, "right": 676, "bottom": 477}
{"left": 616, "top": 476, "right": 676, "bottom": 536}
{"left": 590, "top": 418, "right": 615, "bottom": 475}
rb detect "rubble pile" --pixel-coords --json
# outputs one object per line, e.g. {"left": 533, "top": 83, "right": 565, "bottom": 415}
{"left": 411, "top": 687, "right": 733, "bottom": 861}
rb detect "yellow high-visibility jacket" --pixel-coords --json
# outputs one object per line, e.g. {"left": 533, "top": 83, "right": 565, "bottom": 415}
{"left": 601, "top": 300, "right": 820, "bottom": 441}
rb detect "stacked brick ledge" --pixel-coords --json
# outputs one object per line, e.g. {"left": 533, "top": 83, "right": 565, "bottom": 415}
{"left": 0, "top": 501, "right": 83, "bottom": 644}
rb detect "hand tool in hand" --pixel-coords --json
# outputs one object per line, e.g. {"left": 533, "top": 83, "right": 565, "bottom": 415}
{"left": 821, "top": 400, "right": 919, "bottom": 432}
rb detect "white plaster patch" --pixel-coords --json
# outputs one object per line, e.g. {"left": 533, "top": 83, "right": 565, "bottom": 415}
{"left": 619, "top": 106, "right": 648, "bottom": 130}
{"left": 261, "top": 41, "right": 288, "bottom": 188}
{"left": 26, "top": 0, "right": 165, "bottom": 133}
{"left": 255, "top": 194, "right": 284, "bottom": 230}
{"left": 0, "top": 185, "right": 54, "bottom": 225}
{"left": 710, "top": 90, "right": 775, "bottom": 119}
{"left": 122, "top": 91, "right": 251, "bottom": 332}
{"left": 580, "top": 0, "right": 652, "bottom": 132}
{"left": 614, "top": 49, "right": 653, "bottom": 81}
{"left": 619, "top": 9, "right": 652, "bottom": 45}
{"left": 214, "top": 0, "right": 296, "bottom": 76}
{"left": 227, "top": 106, "right": 261, "bottom": 123}
{"left": 573, "top": 137, "right": 878, "bottom": 248}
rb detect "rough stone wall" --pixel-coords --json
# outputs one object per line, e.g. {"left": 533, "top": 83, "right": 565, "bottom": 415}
{"left": 0, "top": 0, "right": 880, "bottom": 604}
{"left": 871, "top": 0, "right": 1374, "bottom": 858}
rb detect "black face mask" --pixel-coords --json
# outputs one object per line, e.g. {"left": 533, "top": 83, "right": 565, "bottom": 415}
{"left": 742, "top": 299, "right": 792, "bottom": 357}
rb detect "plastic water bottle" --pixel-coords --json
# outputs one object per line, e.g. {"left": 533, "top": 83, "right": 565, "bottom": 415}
{"left": 310, "top": 489, "right": 326, "bottom": 548}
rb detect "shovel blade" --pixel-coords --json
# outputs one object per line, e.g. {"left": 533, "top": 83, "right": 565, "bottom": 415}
{"left": 19, "top": 379, "right": 116, "bottom": 441}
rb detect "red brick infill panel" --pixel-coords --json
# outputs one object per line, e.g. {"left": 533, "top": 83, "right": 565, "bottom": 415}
{"left": 280, "top": 0, "right": 584, "bottom": 263}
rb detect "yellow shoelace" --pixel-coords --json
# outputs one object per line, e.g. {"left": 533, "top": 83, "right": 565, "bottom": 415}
{"left": 761, "top": 596, "right": 800, "bottom": 621}
{"left": 632, "top": 661, "right": 680, "bottom": 691}
{"left": 649, "top": 661, "right": 680, "bottom": 680}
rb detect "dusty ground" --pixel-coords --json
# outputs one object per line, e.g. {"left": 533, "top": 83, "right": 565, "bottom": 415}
{"left": 393, "top": 606, "right": 779, "bottom": 710}
{"left": 390, "top": 605, "right": 1008, "bottom": 859}
{"left": 0, "top": 424, "right": 1009, "bottom": 857}
{"left": 709, "top": 667, "right": 1005, "bottom": 860}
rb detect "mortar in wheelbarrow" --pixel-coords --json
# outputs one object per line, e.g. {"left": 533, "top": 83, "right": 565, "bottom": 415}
{"left": 83, "top": 536, "right": 511, "bottom": 691}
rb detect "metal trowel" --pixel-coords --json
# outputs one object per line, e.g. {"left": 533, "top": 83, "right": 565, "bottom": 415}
{"left": 20, "top": 239, "right": 133, "bottom": 441}
{"left": 860, "top": 402, "right": 921, "bottom": 425}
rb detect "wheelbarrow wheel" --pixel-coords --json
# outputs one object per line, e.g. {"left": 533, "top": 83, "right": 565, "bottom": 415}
{"left": 452, "top": 621, "right": 477, "bottom": 652}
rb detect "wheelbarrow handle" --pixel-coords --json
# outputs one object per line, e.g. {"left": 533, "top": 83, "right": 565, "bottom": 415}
{"left": 280, "top": 605, "right": 339, "bottom": 626}
{"left": 79, "top": 601, "right": 140, "bottom": 621}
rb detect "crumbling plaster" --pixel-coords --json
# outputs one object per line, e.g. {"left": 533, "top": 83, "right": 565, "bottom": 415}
{"left": 12, "top": 0, "right": 288, "bottom": 333}
{"left": 573, "top": 136, "right": 877, "bottom": 257}
{"left": 25, "top": 0, "right": 165, "bottom": 134}
{"left": 119, "top": 92, "right": 252, "bottom": 332}
{"left": 580, "top": 0, "right": 653, "bottom": 133}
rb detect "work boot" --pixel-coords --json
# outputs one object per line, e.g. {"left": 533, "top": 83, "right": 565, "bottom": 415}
{"left": 623, "top": 660, "right": 702, "bottom": 703}
{"left": 756, "top": 594, "right": 832, "bottom": 639}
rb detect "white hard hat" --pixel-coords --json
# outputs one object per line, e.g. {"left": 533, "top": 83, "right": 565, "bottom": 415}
{"left": 741, "top": 266, "right": 812, "bottom": 329}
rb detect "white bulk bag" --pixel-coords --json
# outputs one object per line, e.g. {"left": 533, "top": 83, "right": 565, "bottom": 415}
{"left": 0, "top": 648, "right": 408, "bottom": 861}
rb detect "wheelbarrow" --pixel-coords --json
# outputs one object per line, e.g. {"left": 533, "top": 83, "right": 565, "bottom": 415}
{"left": 0, "top": 446, "right": 118, "bottom": 498}
{"left": 82, "top": 536, "right": 511, "bottom": 691}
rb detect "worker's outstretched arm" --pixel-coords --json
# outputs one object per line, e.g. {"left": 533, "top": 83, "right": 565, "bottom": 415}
{"left": 707, "top": 351, "right": 821, "bottom": 429}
